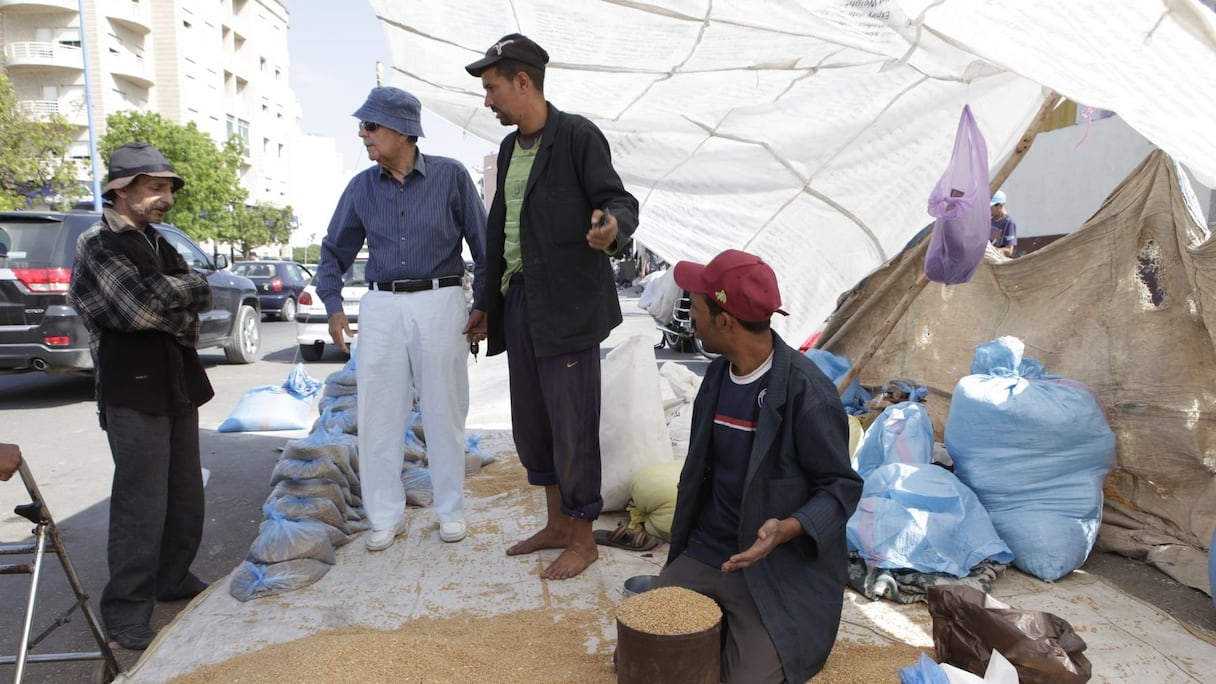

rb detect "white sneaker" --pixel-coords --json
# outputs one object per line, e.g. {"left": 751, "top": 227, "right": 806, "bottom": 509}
{"left": 439, "top": 520, "right": 467, "bottom": 543}
{"left": 365, "top": 519, "right": 408, "bottom": 552}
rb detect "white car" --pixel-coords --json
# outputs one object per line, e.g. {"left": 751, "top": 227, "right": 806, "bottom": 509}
{"left": 295, "top": 258, "right": 367, "bottom": 361}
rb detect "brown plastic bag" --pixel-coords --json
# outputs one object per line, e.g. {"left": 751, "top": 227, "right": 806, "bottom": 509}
{"left": 927, "top": 585, "right": 1091, "bottom": 683}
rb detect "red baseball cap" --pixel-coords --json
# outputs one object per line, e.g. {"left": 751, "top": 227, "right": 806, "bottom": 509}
{"left": 673, "top": 249, "right": 788, "bottom": 323}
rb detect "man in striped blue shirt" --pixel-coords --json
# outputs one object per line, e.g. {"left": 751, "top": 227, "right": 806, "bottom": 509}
{"left": 315, "top": 87, "right": 488, "bottom": 552}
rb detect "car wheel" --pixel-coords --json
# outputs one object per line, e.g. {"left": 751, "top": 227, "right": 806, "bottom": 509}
{"left": 299, "top": 342, "right": 324, "bottom": 362}
{"left": 279, "top": 297, "right": 296, "bottom": 322}
{"left": 224, "top": 305, "right": 261, "bottom": 363}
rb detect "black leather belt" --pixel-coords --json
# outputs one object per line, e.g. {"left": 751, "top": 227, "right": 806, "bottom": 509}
{"left": 370, "top": 276, "right": 462, "bottom": 293}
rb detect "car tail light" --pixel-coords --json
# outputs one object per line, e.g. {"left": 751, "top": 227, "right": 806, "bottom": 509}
{"left": 299, "top": 291, "right": 313, "bottom": 305}
{"left": 44, "top": 335, "right": 71, "bottom": 346}
{"left": 13, "top": 267, "right": 72, "bottom": 294}
{"left": 270, "top": 277, "right": 283, "bottom": 292}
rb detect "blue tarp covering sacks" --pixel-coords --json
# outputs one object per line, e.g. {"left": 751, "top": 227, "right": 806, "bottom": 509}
{"left": 854, "top": 401, "right": 935, "bottom": 478}
{"left": 848, "top": 463, "right": 1013, "bottom": 577}
{"left": 945, "top": 337, "right": 1116, "bottom": 581}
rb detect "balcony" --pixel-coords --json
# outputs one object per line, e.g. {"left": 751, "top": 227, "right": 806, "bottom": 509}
{"left": 4, "top": 41, "right": 83, "bottom": 71}
{"left": 109, "top": 52, "right": 153, "bottom": 88}
{"left": 0, "top": 0, "right": 77, "bottom": 13}
{"left": 17, "top": 98, "right": 88, "bottom": 127}
{"left": 107, "top": 0, "right": 151, "bottom": 34}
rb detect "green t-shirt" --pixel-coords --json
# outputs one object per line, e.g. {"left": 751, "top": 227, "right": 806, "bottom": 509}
{"left": 501, "top": 137, "right": 540, "bottom": 294}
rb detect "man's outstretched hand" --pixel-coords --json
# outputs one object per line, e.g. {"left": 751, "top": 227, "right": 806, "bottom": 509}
{"left": 721, "top": 518, "right": 802, "bottom": 572}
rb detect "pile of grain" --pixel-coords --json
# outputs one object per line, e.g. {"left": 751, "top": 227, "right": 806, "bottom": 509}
{"left": 616, "top": 586, "right": 721, "bottom": 635}
{"left": 169, "top": 607, "right": 614, "bottom": 684}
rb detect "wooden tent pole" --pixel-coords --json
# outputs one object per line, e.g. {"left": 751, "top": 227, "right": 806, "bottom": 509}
{"left": 835, "top": 91, "right": 1064, "bottom": 396}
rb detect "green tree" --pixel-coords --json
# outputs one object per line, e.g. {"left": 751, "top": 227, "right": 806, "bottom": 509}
{"left": 0, "top": 70, "right": 83, "bottom": 209}
{"left": 100, "top": 111, "right": 246, "bottom": 240}
{"left": 216, "top": 201, "right": 295, "bottom": 257}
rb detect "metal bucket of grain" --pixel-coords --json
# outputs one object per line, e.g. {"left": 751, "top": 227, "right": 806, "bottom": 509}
{"left": 615, "top": 586, "right": 721, "bottom": 684}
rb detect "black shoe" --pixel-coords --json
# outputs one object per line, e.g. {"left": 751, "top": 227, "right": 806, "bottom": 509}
{"left": 110, "top": 624, "right": 157, "bottom": 650}
{"left": 156, "top": 574, "right": 210, "bottom": 602}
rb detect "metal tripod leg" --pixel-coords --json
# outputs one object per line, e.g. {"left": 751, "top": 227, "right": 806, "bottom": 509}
{"left": 0, "top": 461, "right": 121, "bottom": 682}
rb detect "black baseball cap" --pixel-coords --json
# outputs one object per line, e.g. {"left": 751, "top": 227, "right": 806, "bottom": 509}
{"left": 465, "top": 33, "right": 550, "bottom": 76}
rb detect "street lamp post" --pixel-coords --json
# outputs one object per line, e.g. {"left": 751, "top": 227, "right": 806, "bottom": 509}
{"left": 77, "top": 0, "right": 103, "bottom": 210}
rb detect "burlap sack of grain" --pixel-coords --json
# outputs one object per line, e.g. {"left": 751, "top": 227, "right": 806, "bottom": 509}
{"left": 318, "top": 393, "right": 358, "bottom": 414}
{"left": 270, "top": 457, "right": 351, "bottom": 491}
{"left": 270, "top": 495, "right": 370, "bottom": 535}
{"left": 313, "top": 405, "right": 358, "bottom": 435}
{"left": 268, "top": 478, "right": 362, "bottom": 522}
{"left": 282, "top": 431, "right": 360, "bottom": 490}
{"left": 247, "top": 507, "right": 339, "bottom": 565}
{"left": 323, "top": 367, "right": 358, "bottom": 397}
{"left": 628, "top": 458, "right": 683, "bottom": 541}
{"left": 229, "top": 559, "right": 332, "bottom": 602}
{"left": 402, "top": 463, "right": 434, "bottom": 507}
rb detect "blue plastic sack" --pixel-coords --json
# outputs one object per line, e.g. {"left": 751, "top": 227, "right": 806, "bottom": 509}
{"left": 899, "top": 652, "right": 950, "bottom": 684}
{"left": 246, "top": 503, "right": 343, "bottom": 564}
{"left": 805, "top": 348, "right": 872, "bottom": 415}
{"left": 924, "top": 105, "right": 991, "bottom": 284}
{"left": 229, "top": 559, "right": 332, "bottom": 602}
{"left": 854, "top": 401, "right": 935, "bottom": 478}
{"left": 219, "top": 364, "right": 321, "bottom": 433}
{"left": 945, "top": 337, "right": 1115, "bottom": 581}
{"left": 848, "top": 463, "right": 1013, "bottom": 577}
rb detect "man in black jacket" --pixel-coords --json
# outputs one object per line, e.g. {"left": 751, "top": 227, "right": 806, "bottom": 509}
{"left": 68, "top": 143, "right": 214, "bottom": 650}
{"left": 467, "top": 34, "right": 639, "bottom": 580}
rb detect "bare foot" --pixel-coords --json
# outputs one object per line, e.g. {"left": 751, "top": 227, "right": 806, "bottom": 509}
{"left": 506, "top": 526, "right": 569, "bottom": 556}
{"left": 540, "top": 542, "right": 598, "bottom": 580}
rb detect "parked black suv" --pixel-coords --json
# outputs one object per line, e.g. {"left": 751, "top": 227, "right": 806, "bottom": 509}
{"left": 0, "top": 211, "right": 261, "bottom": 374}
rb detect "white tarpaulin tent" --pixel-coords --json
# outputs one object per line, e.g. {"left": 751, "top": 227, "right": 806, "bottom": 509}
{"left": 370, "top": 0, "right": 1216, "bottom": 345}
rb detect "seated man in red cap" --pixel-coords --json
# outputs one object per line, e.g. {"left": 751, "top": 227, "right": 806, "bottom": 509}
{"left": 655, "top": 249, "right": 863, "bottom": 684}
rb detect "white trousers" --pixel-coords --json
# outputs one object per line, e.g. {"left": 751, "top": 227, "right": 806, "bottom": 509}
{"left": 356, "top": 286, "right": 469, "bottom": 530}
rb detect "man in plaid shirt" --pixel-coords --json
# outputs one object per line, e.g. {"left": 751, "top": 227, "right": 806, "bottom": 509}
{"left": 68, "top": 142, "right": 214, "bottom": 651}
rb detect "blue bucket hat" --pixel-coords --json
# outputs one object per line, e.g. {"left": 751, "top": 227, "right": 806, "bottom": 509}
{"left": 352, "top": 87, "right": 425, "bottom": 137}
{"left": 990, "top": 190, "right": 1007, "bottom": 206}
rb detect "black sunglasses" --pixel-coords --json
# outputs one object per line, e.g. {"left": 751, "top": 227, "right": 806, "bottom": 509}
{"left": 359, "top": 121, "right": 381, "bottom": 132}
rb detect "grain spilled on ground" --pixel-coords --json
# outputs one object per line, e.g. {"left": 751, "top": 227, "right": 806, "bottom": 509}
{"left": 170, "top": 607, "right": 615, "bottom": 684}
{"left": 812, "top": 638, "right": 931, "bottom": 683}
{"left": 464, "top": 452, "right": 528, "bottom": 500}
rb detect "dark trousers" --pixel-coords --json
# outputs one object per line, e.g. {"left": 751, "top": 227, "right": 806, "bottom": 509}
{"left": 504, "top": 278, "right": 604, "bottom": 520}
{"left": 100, "top": 405, "right": 204, "bottom": 630}
{"left": 656, "top": 555, "right": 786, "bottom": 684}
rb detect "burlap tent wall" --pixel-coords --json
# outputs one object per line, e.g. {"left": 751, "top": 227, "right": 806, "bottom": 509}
{"left": 818, "top": 151, "right": 1216, "bottom": 565}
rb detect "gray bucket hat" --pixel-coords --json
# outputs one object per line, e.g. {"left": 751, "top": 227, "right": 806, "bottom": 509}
{"left": 352, "top": 87, "right": 425, "bottom": 137}
{"left": 102, "top": 142, "right": 185, "bottom": 200}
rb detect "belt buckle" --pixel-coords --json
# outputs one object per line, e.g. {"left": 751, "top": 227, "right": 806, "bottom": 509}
{"left": 389, "top": 279, "right": 413, "bottom": 293}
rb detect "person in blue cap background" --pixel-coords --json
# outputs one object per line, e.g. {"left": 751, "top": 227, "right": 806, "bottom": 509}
{"left": 989, "top": 190, "right": 1018, "bottom": 257}
{"left": 314, "top": 86, "right": 488, "bottom": 552}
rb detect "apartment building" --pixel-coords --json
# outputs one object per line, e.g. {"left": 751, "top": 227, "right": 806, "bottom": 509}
{"left": 0, "top": 0, "right": 295, "bottom": 209}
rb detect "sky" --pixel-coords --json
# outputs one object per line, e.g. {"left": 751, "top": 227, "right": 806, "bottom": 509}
{"left": 285, "top": 1, "right": 496, "bottom": 176}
